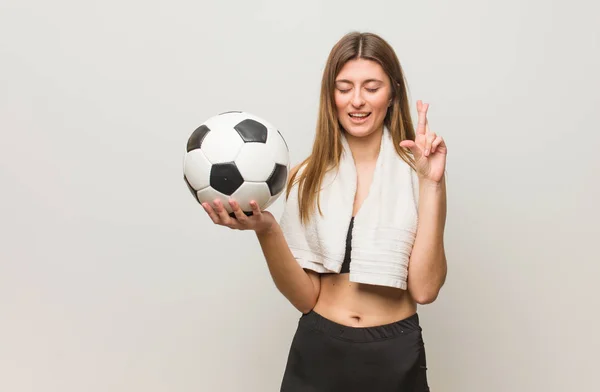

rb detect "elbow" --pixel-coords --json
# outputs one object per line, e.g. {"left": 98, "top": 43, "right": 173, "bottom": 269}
{"left": 410, "top": 282, "right": 444, "bottom": 305}
{"left": 409, "top": 261, "right": 447, "bottom": 305}
{"left": 413, "top": 290, "right": 439, "bottom": 305}
{"left": 293, "top": 289, "right": 319, "bottom": 315}
{"left": 297, "top": 304, "right": 315, "bottom": 315}
{"left": 296, "top": 297, "right": 317, "bottom": 314}
{"left": 281, "top": 292, "right": 316, "bottom": 315}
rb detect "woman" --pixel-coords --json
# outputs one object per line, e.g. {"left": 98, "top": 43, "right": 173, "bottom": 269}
{"left": 202, "top": 31, "right": 447, "bottom": 391}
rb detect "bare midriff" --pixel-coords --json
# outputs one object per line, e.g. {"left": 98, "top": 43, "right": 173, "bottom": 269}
{"left": 313, "top": 272, "right": 417, "bottom": 328}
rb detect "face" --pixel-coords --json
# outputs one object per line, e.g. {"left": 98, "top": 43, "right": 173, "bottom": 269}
{"left": 334, "top": 58, "right": 392, "bottom": 138}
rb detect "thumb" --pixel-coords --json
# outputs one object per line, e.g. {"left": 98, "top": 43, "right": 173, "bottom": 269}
{"left": 399, "top": 140, "right": 421, "bottom": 158}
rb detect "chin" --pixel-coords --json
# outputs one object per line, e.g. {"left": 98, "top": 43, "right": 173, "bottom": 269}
{"left": 340, "top": 121, "right": 379, "bottom": 138}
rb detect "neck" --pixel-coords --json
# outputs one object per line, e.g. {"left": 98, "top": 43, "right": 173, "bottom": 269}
{"left": 344, "top": 125, "right": 384, "bottom": 165}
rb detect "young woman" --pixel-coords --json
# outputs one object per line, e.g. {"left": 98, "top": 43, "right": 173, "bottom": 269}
{"left": 202, "top": 31, "right": 447, "bottom": 391}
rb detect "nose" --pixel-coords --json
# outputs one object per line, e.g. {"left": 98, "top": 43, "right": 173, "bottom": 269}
{"left": 351, "top": 89, "right": 365, "bottom": 108}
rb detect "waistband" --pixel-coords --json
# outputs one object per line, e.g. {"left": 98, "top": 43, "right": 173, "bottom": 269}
{"left": 299, "top": 309, "right": 421, "bottom": 343}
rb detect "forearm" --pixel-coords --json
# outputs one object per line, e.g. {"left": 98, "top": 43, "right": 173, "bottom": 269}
{"left": 407, "top": 175, "right": 448, "bottom": 304}
{"left": 255, "top": 224, "right": 318, "bottom": 313}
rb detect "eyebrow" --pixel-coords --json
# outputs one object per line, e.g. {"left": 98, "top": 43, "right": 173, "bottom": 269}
{"left": 335, "top": 78, "right": 384, "bottom": 84}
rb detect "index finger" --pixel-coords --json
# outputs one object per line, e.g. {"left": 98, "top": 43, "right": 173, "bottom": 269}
{"left": 416, "top": 100, "right": 429, "bottom": 135}
{"left": 202, "top": 202, "right": 221, "bottom": 224}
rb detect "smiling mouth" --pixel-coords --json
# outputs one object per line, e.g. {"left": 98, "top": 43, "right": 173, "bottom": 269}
{"left": 349, "top": 113, "right": 371, "bottom": 119}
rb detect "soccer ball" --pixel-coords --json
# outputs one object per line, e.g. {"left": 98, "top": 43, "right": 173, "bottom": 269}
{"left": 183, "top": 111, "right": 290, "bottom": 216}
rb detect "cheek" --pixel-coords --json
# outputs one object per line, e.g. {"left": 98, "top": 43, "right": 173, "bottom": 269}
{"left": 371, "top": 93, "right": 391, "bottom": 111}
{"left": 334, "top": 93, "right": 348, "bottom": 112}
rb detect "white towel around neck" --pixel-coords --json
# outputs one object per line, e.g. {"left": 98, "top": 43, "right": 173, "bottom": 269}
{"left": 279, "top": 126, "right": 420, "bottom": 289}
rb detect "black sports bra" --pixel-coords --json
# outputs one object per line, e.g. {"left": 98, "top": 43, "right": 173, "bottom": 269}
{"left": 339, "top": 216, "right": 354, "bottom": 273}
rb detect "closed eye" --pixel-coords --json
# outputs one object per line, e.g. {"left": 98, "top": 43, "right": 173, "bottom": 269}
{"left": 365, "top": 88, "right": 380, "bottom": 93}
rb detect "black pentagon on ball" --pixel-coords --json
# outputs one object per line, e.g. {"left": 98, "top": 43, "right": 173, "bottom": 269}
{"left": 266, "top": 163, "right": 288, "bottom": 196}
{"left": 183, "top": 175, "right": 200, "bottom": 203}
{"left": 234, "top": 119, "right": 268, "bottom": 143}
{"left": 210, "top": 162, "right": 244, "bottom": 196}
{"left": 187, "top": 124, "right": 210, "bottom": 152}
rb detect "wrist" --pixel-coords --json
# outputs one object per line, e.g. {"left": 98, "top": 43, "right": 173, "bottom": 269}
{"left": 418, "top": 176, "right": 443, "bottom": 187}
{"left": 255, "top": 220, "right": 279, "bottom": 236}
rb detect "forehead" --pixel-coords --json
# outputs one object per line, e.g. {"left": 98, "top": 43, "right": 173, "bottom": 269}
{"left": 336, "top": 58, "right": 388, "bottom": 82}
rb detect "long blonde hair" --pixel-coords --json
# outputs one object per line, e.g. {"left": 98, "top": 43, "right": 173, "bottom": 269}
{"left": 286, "top": 32, "right": 416, "bottom": 224}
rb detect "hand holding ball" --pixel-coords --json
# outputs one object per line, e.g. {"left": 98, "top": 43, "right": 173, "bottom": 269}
{"left": 183, "top": 111, "right": 290, "bottom": 219}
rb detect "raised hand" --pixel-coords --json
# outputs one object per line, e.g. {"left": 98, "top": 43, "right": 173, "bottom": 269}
{"left": 399, "top": 100, "right": 447, "bottom": 184}
{"left": 202, "top": 199, "right": 276, "bottom": 234}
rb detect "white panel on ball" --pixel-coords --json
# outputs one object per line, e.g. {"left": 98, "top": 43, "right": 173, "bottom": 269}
{"left": 231, "top": 182, "right": 271, "bottom": 211}
{"left": 183, "top": 149, "right": 211, "bottom": 191}
{"left": 263, "top": 193, "right": 282, "bottom": 209}
{"left": 235, "top": 143, "right": 276, "bottom": 182}
{"left": 203, "top": 111, "right": 247, "bottom": 131}
{"left": 196, "top": 187, "right": 233, "bottom": 213}
{"left": 268, "top": 131, "right": 290, "bottom": 166}
{"left": 201, "top": 129, "right": 245, "bottom": 164}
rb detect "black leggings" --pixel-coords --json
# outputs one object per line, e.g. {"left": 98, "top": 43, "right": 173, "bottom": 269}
{"left": 280, "top": 310, "right": 430, "bottom": 391}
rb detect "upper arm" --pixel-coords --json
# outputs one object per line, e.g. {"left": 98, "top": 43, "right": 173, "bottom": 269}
{"left": 287, "top": 163, "right": 320, "bottom": 306}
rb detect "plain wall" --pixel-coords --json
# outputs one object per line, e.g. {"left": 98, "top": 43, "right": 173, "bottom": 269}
{"left": 1, "top": 0, "right": 599, "bottom": 391}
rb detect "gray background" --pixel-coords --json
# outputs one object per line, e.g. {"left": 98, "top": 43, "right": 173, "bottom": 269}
{"left": 1, "top": 0, "right": 599, "bottom": 391}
